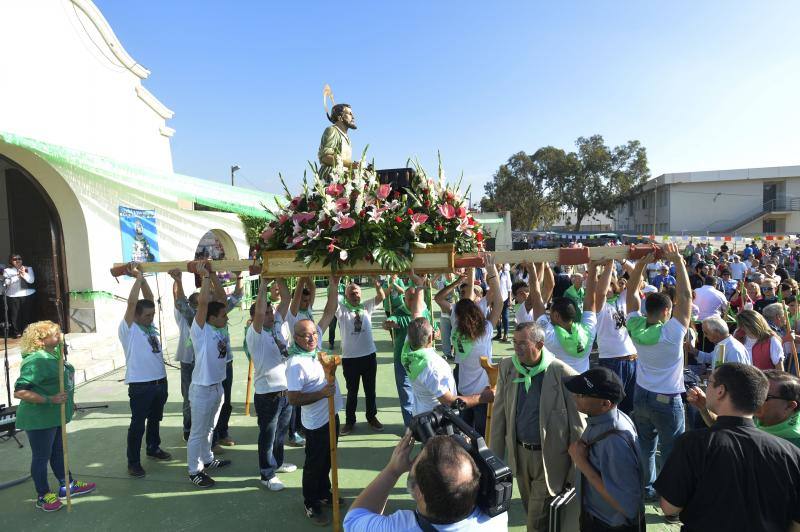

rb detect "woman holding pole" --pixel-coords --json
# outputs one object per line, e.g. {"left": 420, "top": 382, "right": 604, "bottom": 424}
{"left": 13, "top": 321, "right": 95, "bottom": 512}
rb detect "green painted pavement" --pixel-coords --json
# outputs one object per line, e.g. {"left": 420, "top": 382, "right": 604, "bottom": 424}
{"left": 0, "top": 294, "right": 679, "bottom": 531}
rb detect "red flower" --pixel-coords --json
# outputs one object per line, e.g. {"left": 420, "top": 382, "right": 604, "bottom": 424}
{"left": 476, "top": 232, "right": 484, "bottom": 242}
{"left": 456, "top": 206, "right": 467, "bottom": 219}
{"left": 359, "top": 210, "right": 366, "bottom": 217}
{"left": 468, "top": 217, "right": 475, "bottom": 226}
{"left": 327, "top": 242, "right": 335, "bottom": 252}
{"left": 423, "top": 200, "right": 431, "bottom": 208}
{"left": 445, "top": 191, "right": 454, "bottom": 201}
{"left": 407, "top": 208, "right": 414, "bottom": 215}
{"left": 436, "top": 224, "right": 444, "bottom": 231}
{"left": 393, "top": 191, "right": 401, "bottom": 199}
{"left": 308, "top": 201, "right": 318, "bottom": 210}
{"left": 395, "top": 216, "right": 403, "bottom": 223}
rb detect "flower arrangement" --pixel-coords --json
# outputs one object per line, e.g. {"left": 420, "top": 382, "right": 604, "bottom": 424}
{"left": 259, "top": 151, "right": 484, "bottom": 271}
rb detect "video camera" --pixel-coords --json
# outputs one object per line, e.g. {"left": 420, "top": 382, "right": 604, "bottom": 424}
{"left": 410, "top": 404, "right": 513, "bottom": 517}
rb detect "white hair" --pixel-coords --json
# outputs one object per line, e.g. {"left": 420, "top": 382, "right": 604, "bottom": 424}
{"left": 762, "top": 303, "right": 786, "bottom": 323}
{"left": 515, "top": 321, "right": 545, "bottom": 343}
{"left": 702, "top": 316, "right": 729, "bottom": 338}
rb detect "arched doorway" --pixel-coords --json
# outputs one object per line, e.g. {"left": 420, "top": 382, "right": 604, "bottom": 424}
{"left": 0, "top": 156, "right": 69, "bottom": 334}
{"left": 194, "top": 229, "right": 240, "bottom": 261}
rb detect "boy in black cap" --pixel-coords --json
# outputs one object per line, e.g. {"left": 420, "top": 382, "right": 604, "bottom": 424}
{"left": 565, "top": 367, "right": 644, "bottom": 532}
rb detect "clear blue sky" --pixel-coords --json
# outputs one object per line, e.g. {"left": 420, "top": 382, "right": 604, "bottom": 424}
{"left": 96, "top": 1, "right": 800, "bottom": 201}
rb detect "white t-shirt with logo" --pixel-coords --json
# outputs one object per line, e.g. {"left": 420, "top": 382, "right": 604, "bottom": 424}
{"left": 285, "top": 346, "right": 343, "bottom": 431}
{"left": 118, "top": 320, "right": 167, "bottom": 384}
{"left": 246, "top": 321, "right": 291, "bottom": 394}
{"left": 412, "top": 351, "right": 457, "bottom": 415}
{"left": 343, "top": 507, "right": 508, "bottom": 532}
{"left": 336, "top": 299, "right": 377, "bottom": 358}
{"left": 627, "top": 312, "right": 687, "bottom": 394}
{"left": 285, "top": 307, "right": 315, "bottom": 343}
{"left": 596, "top": 301, "right": 636, "bottom": 359}
{"left": 537, "top": 312, "right": 598, "bottom": 373}
{"left": 189, "top": 320, "right": 230, "bottom": 386}
{"left": 454, "top": 321, "right": 494, "bottom": 395}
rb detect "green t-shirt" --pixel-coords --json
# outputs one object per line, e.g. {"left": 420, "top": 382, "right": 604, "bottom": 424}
{"left": 14, "top": 349, "right": 75, "bottom": 431}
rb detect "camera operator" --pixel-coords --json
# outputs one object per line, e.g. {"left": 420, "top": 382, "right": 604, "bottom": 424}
{"left": 4, "top": 253, "right": 36, "bottom": 338}
{"left": 343, "top": 431, "right": 508, "bottom": 531}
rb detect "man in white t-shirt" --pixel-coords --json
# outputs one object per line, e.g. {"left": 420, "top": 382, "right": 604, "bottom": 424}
{"left": 530, "top": 261, "right": 599, "bottom": 374}
{"left": 186, "top": 265, "right": 234, "bottom": 488}
{"left": 625, "top": 244, "right": 691, "bottom": 502}
{"left": 694, "top": 276, "right": 729, "bottom": 320}
{"left": 344, "top": 432, "right": 507, "bottom": 532}
{"left": 246, "top": 277, "right": 297, "bottom": 492}
{"left": 285, "top": 276, "right": 316, "bottom": 339}
{"left": 593, "top": 261, "right": 638, "bottom": 415}
{"left": 494, "top": 263, "right": 514, "bottom": 342}
{"left": 119, "top": 263, "right": 170, "bottom": 479}
{"left": 337, "top": 278, "right": 385, "bottom": 436}
{"left": 729, "top": 255, "right": 748, "bottom": 281}
{"left": 286, "top": 278, "right": 343, "bottom": 527}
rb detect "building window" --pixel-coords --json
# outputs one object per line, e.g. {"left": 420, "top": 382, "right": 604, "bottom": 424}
{"left": 642, "top": 197, "right": 647, "bottom": 209}
{"left": 628, "top": 200, "right": 634, "bottom": 216}
{"left": 763, "top": 219, "right": 776, "bottom": 233}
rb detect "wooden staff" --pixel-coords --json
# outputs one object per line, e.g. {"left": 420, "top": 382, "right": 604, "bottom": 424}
{"left": 318, "top": 351, "right": 342, "bottom": 531}
{"left": 716, "top": 343, "right": 726, "bottom": 369}
{"left": 58, "top": 342, "right": 72, "bottom": 512}
{"left": 480, "top": 357, "right": 499, "bottom": 447}
{"left": 781, "top": 304, "right": 800, "bottom": 376}
{"left": 244, "top": 359, "right": 254, "bottom": 416}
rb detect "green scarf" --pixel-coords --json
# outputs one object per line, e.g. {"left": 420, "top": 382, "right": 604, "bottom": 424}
{"left": 756, "top": 412, "right": 800, "bottom": 447}
{"left": 451, "top": 329, "right": 475, "bottom": 362}
{"left": 136, "top": 323, "right": 158, "bottom": 336}
{"left": 287, "top": 343, "right": 318, "bottom": 358}
{"left": 565, "top": 285, "right": 585, "bottom": 308}
{"left": 553, "top": 323, "right": 590, "bottom": 358}
{"left": 209, "top": 324, "right": 229, "bottom": 338}
{"left": 512, "top": 348, "right": 554, "bottom": 392}
{"left": 606, "top": 294, "right": 619, "bottom": 306}
{"left": 400, "top": 341, "right": 438, "bottom": 381}
{"left": 342, "top": 298, "right": 364, "bottom": 313}
{"left": 627, "top": 315, "right": 664, "bottom": 346}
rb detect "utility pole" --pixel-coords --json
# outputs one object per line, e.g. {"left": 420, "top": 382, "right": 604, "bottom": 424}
{"left": 231, "top": 164, "right": 240, "bottom": 186}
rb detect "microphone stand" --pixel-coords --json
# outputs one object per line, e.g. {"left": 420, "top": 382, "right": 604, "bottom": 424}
{"left": 53, "top": 296, "right": 108, "bottom": 413}
{"left": 1, "top": 271, "right": 23, "bottom": 446}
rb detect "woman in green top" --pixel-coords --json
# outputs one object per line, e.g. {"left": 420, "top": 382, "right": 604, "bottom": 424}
{"left": 14, "top": 321, "right": 95, "bottom": 512}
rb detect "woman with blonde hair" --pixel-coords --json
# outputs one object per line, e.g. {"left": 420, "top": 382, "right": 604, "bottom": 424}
{"left": 733, "top": 310, "right": 785, "bottom": 371}
{"left": 14, "top": 321, "right": 95, "bottom": 512}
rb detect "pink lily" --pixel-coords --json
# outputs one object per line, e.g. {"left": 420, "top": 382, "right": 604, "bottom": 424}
{"left": 335, "top": 198, "right": 350, "bottom": 212}
{"left": 376, "top": 183, "right": 392, "bottom": 200}
{"left": 333, "top": 214, "right": 356, "bottom": 231}
{"left": 438, "top": 203, "right": 456, "bottom": 219}
{"left": 325, "top": 183, "right": 344, "bottom": 197}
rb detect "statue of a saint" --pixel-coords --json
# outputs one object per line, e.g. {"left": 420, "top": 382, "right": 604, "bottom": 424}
{"left": 318, "top": 103, "right": 359, "bottom": 181}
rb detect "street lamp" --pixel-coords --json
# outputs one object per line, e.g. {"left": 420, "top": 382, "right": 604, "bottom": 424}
{"left": 231, "top": 164, "right": 240, "bottom": 186}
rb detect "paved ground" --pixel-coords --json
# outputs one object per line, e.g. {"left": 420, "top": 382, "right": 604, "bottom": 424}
{"left": 0, "top": 295, "right": 680, "bottom": 531}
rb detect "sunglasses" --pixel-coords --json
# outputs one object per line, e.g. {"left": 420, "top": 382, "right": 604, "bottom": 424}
{"left": 765, "top": 394, "right": 791, "bottom": 402}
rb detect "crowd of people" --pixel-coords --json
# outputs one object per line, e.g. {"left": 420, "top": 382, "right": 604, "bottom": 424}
{"left": 11, "top": 240, "right": 800, "bottom": 531}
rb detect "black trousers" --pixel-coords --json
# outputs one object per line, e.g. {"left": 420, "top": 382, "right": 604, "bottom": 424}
{"left": 7, "top": 294, "right": 35, "bottom": 336}
{"left": 580, "top": 510, "right": 644, "bottom": 532}
{"left": 328, "top": 316, "right": 337, "bottom": 346}
{"left": 303, "top": 415, "right": 339, "bottom": 508}
{"left": 341, "top": 353, "right": 378, "bottom": 425}
{"left": 127, "top": 380, "right": 168, "bottom": 465}
{"left": 214, "top": 361, "right": 234, "bottom": 441}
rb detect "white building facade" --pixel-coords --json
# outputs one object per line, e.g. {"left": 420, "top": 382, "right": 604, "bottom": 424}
{"left": 614, "top": 166, "right": 800, "bottom": 236}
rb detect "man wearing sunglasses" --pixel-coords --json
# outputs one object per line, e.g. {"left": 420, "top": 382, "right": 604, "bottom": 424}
{"left": 754, "top": 280, "right": 779, "bottom": 314}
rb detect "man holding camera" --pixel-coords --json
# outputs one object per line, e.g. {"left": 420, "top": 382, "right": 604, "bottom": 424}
{"left": 490, "top": 320, "right": 585, "bottom": 531}
{"left": 343, "top": 432, "right": 508, "bottom": 531}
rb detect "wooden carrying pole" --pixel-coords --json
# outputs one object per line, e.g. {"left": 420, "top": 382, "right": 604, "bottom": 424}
{"left": 480, "top": 357, "right": 499, "bottom": 448}
{"left": 716, "top": 343, "right": 726, "bottom": 369}
{"left": 58, "top": 343, "right": 72, "bottom": 512}
{"left": 318, "top": 351, "right": 342, "bottom": 531}
{"left": 781, "top": 305, "right": 800, "bottom": 376}
{"left": 244, "top": 359, "right": 254, "bottom": 416}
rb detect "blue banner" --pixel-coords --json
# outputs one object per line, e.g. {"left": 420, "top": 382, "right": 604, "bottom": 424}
{"left": 119, "top": 206, "right": 160, "bottom": 263}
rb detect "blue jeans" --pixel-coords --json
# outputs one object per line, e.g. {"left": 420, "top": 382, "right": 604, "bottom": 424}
{"left": 127, "top": 380, "right": 168, "bottom": 465}
{"left": 632, "top": 385, "right": 685, "bottom": 495}
{"left": 440, "top": 316, "right": 453, "bottom": 357}
{"left": 254, "top": 392, "right": 293, "bottom": 480}
{"left": 496, "top": 298, "right": 510, "bottom": 337}
{"left": 598, "top": 358, "right": 637, "bottom": 416}
{"left": 394, "top": 358, "right": 414, "bottom": 427}
{"left": 27, "top": 426, "right": 70, "bottom": 497}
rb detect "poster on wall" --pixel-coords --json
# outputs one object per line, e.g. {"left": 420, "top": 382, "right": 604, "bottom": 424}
{"left": 119, "top": 206, "right": 160, "bottom": 263}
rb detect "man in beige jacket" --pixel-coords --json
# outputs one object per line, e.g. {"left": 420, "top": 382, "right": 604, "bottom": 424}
{"left": 490, "top": 321, "right": 585, "bottom": 531}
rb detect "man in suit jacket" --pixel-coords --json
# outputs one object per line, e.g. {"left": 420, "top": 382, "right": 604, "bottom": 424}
{"left": 490, "top": 321, "right": 585, "bottom": 531}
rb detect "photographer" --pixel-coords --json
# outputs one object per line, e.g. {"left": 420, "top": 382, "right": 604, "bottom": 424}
{"left": 343, "top": 432, "right": 508, "bottom": 531}
{"left": 4, "top": 253, "right": 36, "bottom": 337}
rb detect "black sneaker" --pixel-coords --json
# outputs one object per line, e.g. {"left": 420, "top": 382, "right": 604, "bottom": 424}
{"left": 305, "top": 504, "right": 330, "bottom": 526}
{"left": 146, "top": 448, "right": 172, "bottom": 461}
{"left": 127, "top": 464, "right": 146, "bottom": 478}
{"left": 664, "top": 514, "right": 681, "bottom": 524}
{"left": 189, "top": 471, "right": 215, "bottom": 488}
{"left": 183, "top": 432, "right": 190, "bottom": 442}
{"left": 204, "top": 458, "right": 231, "bottom": 470}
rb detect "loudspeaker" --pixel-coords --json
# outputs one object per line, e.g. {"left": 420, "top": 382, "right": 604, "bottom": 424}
{"left": 376, "top": 168, "right": 416, "bottom": 196}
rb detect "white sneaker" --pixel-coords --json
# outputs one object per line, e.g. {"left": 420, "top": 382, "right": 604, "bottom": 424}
{"left": 262, "top": 476, "right": 285, "bottom": 491}
{"left": 276, "top": 463, "right": 297, "bottom": 473}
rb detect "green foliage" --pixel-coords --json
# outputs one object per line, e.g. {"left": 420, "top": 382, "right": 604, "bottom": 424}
{"left": 238, "top": 214, "right": 268, "bottom": 246}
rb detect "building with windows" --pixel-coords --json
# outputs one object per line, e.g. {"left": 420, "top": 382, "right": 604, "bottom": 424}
{"left": 614, "top": 166, "right": 800, "bottom": 236}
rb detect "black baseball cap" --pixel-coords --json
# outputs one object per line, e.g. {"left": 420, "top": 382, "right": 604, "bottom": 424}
{"left": 564, "top": 367, "right": 625, "bottom": 404}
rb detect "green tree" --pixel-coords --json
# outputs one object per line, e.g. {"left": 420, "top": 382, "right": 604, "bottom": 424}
{"left": 481, "top": 152, "right": 561, "bottom": 230}
{"left": 547, "top": 135, "right": 649, "bottom": 232}
{"left": 238, "top": 214, "right": 268, "bottom": 246}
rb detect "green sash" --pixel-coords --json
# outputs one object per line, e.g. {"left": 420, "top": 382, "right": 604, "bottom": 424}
{"left": 451, "top": 329, "right": 475, "bottom": 362}
{"left": 756, "top": 412, "right": 800, "bottom": 447}
{"left": 512, "top": 348, "right": 554, "bottom": 392}
{"left": 342, "top": 298, "right": 364, "bottom": 313}
{"left": 553, "top": 323, "right": 590, "bottom": 358}
{"left": 401, "top": 341, "right": 438, "bottom": 381}
{"left": 287, "top": 344, "right": 318, "bottom": 358}
{"left": 606, "top": 294, "right": 619, "bottom": 306}
{"left": 627, "top": 316, "right": 664, "bottom": 346}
